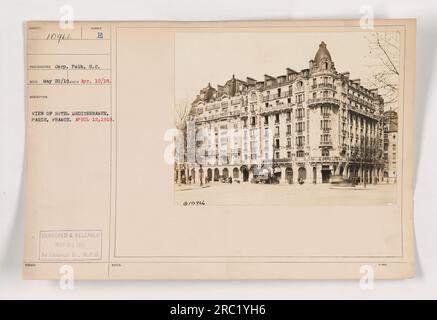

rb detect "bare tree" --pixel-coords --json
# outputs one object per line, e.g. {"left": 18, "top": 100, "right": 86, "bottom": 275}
{"left": 174, "top": 98, "right": 193, "bottom": 165}
{"left": 364, "top": 32, "right": 400, "bottom": 110}
{"left": 175, "top": 99, "right": 191, "bottom": 130}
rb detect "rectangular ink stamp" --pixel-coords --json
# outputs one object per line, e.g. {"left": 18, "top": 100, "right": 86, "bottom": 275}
{"left": 39, "top": 230, "right": 102, "bottom": 261}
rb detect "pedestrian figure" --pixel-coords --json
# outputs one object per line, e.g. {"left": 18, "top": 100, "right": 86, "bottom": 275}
{"left": 200, "top": 168, "right": 204, "bottom": 187}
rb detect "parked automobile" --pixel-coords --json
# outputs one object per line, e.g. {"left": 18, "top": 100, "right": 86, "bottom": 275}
{"left": 251, "top": 173, "right": 279, "bottom": 184}
{"left": 221, "top": 177, "right": 233, "bottom": 183}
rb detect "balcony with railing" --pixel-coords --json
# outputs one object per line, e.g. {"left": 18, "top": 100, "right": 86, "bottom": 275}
{"left": 260, "top": 102, "right": 294, "bottom": 115}
{"left": 263, "top": 93, "right": 279, "bottom": 102}
{"left": 199, "top": 110, "right": 241, "bottom": 122}
{"left": 347, "top": 94, "right": 375, "bottom": 109}
{"left": 348, "top": 103, "right": 379, "bottom": 120}
{"left": 264, "top": 91, "right": 293, "bottom": 101}
{"left": 307, "top": 97, "right": 340, "bottom": 107}
{"left": 240, "top": 111, "right": 248, "bottom": 118}
{"left": 296, "top": 144, "right": 305, "bottom": 150}
{"left": 274, "top": 157, "right": 294, "bottom": 163}
{"left": 309, "top": 156, "right": 341, "bottom": 163}
{"left": 320, "top": 83, "right": 336, "bottom": 90}
{"left": 320, "top": 140, "right": 333, "bottom": 146}
{"left": 281, "top": 91, "right": 293, "bottom": 98}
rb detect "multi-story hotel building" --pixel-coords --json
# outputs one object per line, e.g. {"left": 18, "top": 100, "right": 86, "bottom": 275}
{"left": 176, "top": 41, "right": 386, "bottom": 185}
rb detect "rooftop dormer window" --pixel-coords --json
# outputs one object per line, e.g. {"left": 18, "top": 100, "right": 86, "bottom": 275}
{"left": 297, "top": 81, "right": 303, "bottom": 90}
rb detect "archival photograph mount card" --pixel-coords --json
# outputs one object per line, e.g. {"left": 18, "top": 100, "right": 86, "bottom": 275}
{"left": 24, "top": 19, "right": 416, "bottom": 279}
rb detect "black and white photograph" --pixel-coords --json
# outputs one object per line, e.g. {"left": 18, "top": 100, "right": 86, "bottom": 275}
{"left": 174, "top": 32, "right": 400, "bottom": 206}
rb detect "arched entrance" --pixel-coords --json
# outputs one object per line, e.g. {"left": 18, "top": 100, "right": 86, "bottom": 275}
{"left": 339, "top": 166, "right": 344, "bottom": 176}
{"left": 222, "top": 168, "right": 229, "bottom": 179}
{"left": 180, "top": 169, "right": 186, "bottom": 184}
{"left": 298, "top": 167, "right": 307, "bottom": 181}
{"left": 352, "top": 165, "right": 358, "bottom": 179}
{"left": 285, "top": 167, "right": 293, "bottom": 184}
{"left": 233, "top": 167, "right": 239, "bottom": 179}
{"left": 321, "top": 165, "right": 331, "bottom": 183}
{"left": 313, "top": 166, "right": 317, "bottom": 184}
{"left": 213, "top": 168, "right": 219, "bottom": 181}
{"left": 273, "top": 166, "right": 281, "bottom": 181}
{"left": 241, "top": 166, "right": 249, "bottom": 182}
{"left": 207, "top": 168, "right": 212, "bottom": 182}
{"left": 191, "top": 168, "right": 195, "bottom": 183}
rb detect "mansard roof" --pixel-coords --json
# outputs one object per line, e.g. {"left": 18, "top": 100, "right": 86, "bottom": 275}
{"left": 192, "top": 41, "right": 383, "bottom": 104}
{"left": 314, "top": 41, "right": 332, "bottom": 64}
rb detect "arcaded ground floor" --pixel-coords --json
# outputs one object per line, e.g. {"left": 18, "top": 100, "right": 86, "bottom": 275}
{"left": 174, "top": 181, "right": 397, "bottom": 206}
{"left": 175, "top": 162, "right": 386, "bottom": 186}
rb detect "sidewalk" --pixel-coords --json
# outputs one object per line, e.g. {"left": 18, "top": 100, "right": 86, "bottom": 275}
{"left": 174, "top": 181, "right": 396, "bottom": 206}
{"left": 174, "top": 183, "right": 211, "bottom": 192}
{"left": 329, "top": 185, "right": 377, "bottom": 190}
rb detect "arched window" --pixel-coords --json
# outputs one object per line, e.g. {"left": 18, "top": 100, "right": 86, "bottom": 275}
{"left": 322, "top": 149, "right": 330, "bottom": 157}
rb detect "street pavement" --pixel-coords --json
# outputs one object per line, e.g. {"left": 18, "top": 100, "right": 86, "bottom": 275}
{"left": 174, "top": 181, "right": 397, "bottom": 206}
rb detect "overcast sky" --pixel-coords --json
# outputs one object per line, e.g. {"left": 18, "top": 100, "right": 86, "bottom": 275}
{"left": 175, "top": 31, "right": 400, "bottom": 109}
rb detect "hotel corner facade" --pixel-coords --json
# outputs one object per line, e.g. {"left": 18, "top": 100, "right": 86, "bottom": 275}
{"left": 175, "top": 42, "right": 387, "bottom": 185}
{"left": 383, "top": 110, "right": 398, "bottom": 184}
